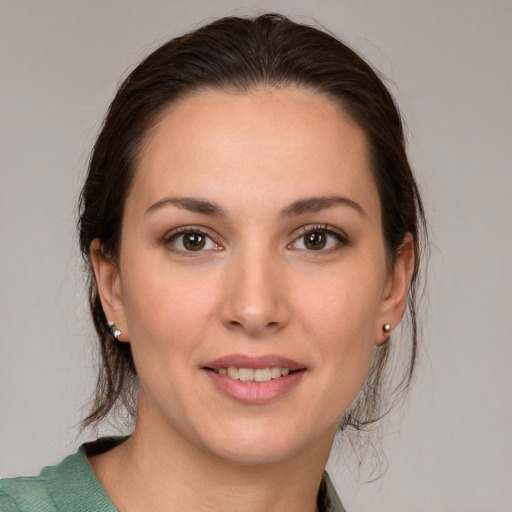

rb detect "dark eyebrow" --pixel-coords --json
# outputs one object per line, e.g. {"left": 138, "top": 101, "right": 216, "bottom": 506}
{"left": 145, "top": 197, "right": 227, "bottom": 217}
{"left": 145, "top": 195, "right": 363, "bottom": 218}
{"left": 279, "top": 195, "right": 365, "bottom": 217}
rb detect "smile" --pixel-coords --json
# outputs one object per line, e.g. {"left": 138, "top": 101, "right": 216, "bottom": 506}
{"left": 214, "top": 367, "right": 291, "bottom": 382}
{"left": 203, "top": 355, "right": 306, "bottom": 404}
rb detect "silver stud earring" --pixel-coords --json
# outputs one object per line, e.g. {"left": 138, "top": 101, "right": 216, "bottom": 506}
{"left": 382, "top": 323, "right": 391, "bottom": 334}
{"left": 108, "top": 320, "right": 121, "bottom": 340}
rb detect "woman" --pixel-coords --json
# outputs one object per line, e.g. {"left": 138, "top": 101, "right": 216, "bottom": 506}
{"left": 0, "top": 13, "right": 425, "bottom": 511}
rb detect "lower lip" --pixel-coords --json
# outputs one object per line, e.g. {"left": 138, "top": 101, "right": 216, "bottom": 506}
{"left": 204, "top": 369, "right": 305, "bottom": 404}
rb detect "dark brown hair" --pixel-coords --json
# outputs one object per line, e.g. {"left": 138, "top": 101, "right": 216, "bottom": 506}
{"left": 78, "top": 13, "right": 426, "bottom": 432}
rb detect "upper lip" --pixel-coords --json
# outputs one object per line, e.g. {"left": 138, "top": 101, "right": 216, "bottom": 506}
{"left": 203, "top": 354, "right": 305, "bottom": 371}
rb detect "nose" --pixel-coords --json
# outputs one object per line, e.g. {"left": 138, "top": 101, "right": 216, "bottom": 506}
{"left": 220, "top": 244, "right": 290, "bottom": 337}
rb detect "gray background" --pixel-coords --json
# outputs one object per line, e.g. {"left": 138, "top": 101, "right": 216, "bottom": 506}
{"left": 1, "top": 1, "right": 511, "bottom": 511}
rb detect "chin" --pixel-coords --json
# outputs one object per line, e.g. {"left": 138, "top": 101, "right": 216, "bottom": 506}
{"left": 195, "top": 416, "right": 329, "bottom": 467}
{"left": 208, "top": 438, "right": 297, "bottom": 466}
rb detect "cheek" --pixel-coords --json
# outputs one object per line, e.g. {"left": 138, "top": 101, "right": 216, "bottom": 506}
{"left": 298, "top": 267, "right": 383, "bottom": 344}
{"left": 120, "top": 259, "right": 220, "bottom": 357}
{"left": 120, "top": 266, "right": 223, "bottom": 411}
{"left": 295, "top": 265, "right": 385, "bottom": 400}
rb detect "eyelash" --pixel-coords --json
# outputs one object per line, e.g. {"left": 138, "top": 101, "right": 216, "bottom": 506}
{"left": 163, "top": 224, "right": 349, "bottom": 255}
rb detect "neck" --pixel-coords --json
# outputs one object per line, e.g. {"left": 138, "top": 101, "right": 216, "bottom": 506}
{"left": 90, "top": 408, "right": 335, "bottom": 512}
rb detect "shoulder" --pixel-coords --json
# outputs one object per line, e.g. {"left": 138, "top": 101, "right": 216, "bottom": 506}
{"left": 0, "top": 439, "right": 123, "bottom": 512}
{"left": 0, "top": 475, "right": 55, "bottom": 512}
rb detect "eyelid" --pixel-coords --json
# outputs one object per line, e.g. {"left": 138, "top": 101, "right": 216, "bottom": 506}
{"left": 295, "top": 224, "right": 348, "bottom": 241}
{"left": 163, "top": 225, "right": 211, "bottom": 241}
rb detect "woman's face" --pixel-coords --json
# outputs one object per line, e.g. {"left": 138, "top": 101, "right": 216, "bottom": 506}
{"left": 94, "top": 87, "right": 410, "bottom": 466}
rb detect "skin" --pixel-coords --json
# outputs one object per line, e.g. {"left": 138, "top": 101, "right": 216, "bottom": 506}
{"left": 90, "top": 87, "right": 414, "bottom": 512}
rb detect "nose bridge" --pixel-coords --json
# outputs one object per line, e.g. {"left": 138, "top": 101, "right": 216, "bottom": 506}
{"left": 221, "top": 237, "right": 288, "bottom": 335}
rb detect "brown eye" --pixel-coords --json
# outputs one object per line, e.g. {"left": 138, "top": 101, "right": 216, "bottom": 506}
{"left": 289, "top": 227, "right": 346, "bottom": 252}
{"left": 183, "top": 233, "right": 206, "bottom": 250}
{"left": 169, "top": 231, "right": 218, "bottom": 252}
{"left": 304, "top": 231, "right": 327, "bottom": 250}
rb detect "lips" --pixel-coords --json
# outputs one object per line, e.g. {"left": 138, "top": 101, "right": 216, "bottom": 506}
{"left": 204, "top": 354, "right": 304, "bottom": 371}
{"left": 202, "top": 354, "right": 306, "bottom": 404}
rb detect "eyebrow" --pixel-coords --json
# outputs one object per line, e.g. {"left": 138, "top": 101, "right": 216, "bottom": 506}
{"left": 145, "top": 194, "right": 364, "bottom": 218}
{"left": 145, "top": 197, "right": 227, "bottom": 217}
{"left": 279, "top": 195, "right": 364, "bottom": 217}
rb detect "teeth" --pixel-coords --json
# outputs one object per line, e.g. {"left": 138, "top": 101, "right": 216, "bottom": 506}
{"left": 218, "top": 367, "right": 292, "bottom": 382}
{"left": 238, "top": 368, "right": 254, "bottom": 382}
{"left": 227, "top": 367, "right": 239, "bottom": 379}
{"left": 254, "top": 368, "right": 271, "bottom": 382}
{"left": 270, "top": 367, "right": 282, "bottom": 378}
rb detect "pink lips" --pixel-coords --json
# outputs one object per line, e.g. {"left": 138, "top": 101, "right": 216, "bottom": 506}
{"left": 204, "top": 354, "right": 304, "bottom": 371}
{"left": 202, "top": 354, "right": 306, "bottom": 404}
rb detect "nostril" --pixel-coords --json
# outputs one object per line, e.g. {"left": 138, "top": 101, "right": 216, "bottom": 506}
{"left": 220, "top": 294, "right": 290, "bottom": 335}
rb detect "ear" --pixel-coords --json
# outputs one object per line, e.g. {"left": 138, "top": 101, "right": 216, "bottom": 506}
{"left": 90, "top": 238, "right": 129, "bottom": 342}
{"left": 376, "top": 233, "right": 415, "bottom": 345}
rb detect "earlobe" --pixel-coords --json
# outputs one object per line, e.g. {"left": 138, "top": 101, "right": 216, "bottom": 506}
{"left": 376, "top": 233, "right": 415, "bottom": 345}
{"left": 90, "top": 239, "right": 129, "bottom": 342}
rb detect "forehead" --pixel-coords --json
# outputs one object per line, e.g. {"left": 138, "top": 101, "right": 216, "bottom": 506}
{"left": 129, "top": 87, "right": 380, "bottom": 219}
